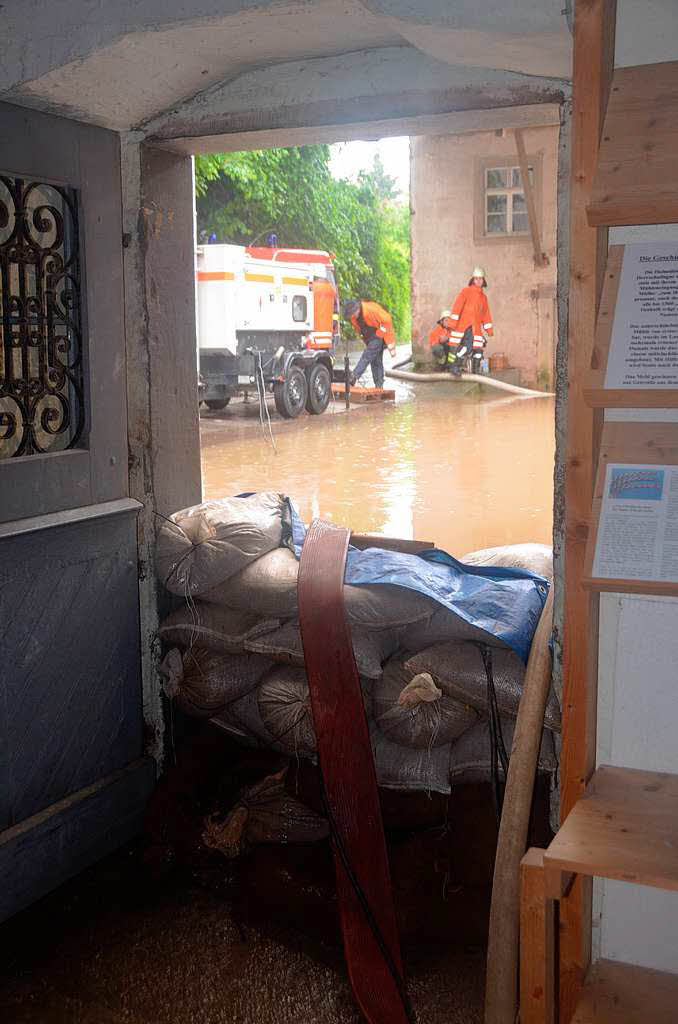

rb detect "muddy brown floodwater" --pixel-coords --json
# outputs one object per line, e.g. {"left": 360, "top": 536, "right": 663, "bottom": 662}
{"left": 200, "top": 380, "right": 554, "bottom": 555}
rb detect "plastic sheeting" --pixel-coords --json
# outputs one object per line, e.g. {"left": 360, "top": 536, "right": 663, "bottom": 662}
{"left": 286, "top": 501, "right": 548, "bottom": 663}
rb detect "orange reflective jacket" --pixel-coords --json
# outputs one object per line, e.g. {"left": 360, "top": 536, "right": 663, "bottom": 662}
{"left": 449, "top": 285, "right": 494, "bottom": 350}
{"left": 351, "top": 301, "right": 396, "bottom": 356}
{"left": 428, "top": 319, "right": 454, "bottom": 348}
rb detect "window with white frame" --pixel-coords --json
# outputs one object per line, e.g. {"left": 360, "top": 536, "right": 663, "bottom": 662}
{"left": 484, "top": 165, "right": 534, "bottom": 236}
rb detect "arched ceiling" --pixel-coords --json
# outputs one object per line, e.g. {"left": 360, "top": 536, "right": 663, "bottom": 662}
{"left": 1, "top": 0, "right": 571, "bottom": 133}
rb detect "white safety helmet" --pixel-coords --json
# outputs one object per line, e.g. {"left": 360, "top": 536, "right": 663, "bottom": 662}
{"left": 471, "top": 266, "right": 486, "bottom": 281}
{"left": 440, "top": 309, "right": 452, "bottom": 320}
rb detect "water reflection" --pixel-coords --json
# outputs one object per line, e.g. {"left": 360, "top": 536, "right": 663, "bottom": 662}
{"left": 200, "top": 384, "right": 554, "bottom": 556}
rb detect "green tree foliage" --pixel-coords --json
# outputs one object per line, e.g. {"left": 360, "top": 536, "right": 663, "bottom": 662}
{"left": 194, "top": 145, "right": 411, "bottom": 340}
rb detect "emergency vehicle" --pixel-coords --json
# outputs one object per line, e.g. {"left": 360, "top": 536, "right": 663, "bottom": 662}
{"left": 196, "top": 243, "right": 339, "bottom": 417}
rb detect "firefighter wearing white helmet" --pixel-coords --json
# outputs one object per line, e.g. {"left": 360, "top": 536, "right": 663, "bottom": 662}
{"left": 441, "top": 266, "right": 494, "bottom": 376}
{"left": 428, "top": 309, "right": 456, "bottom": 369}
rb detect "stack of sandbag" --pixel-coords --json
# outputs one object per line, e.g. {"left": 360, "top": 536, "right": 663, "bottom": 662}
{"left": 155, "top": 494, "right": 559, "bottom": 796}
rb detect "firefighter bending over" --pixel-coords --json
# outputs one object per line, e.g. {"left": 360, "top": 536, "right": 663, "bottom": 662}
{"left": 431, "top": 267, "right": 494, "bottom": 376}
{"left": 429, "top": 309, "right": 458, "bottom": 374}
{"left": 343, "top": 299, "right": 397, "bottom": 388}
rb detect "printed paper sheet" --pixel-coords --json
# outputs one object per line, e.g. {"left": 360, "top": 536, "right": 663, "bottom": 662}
{"left": 605, "top": 242, "right": 678, "bottom": 389}
{"left": 593, "top": 463, "right": 678, "bottom": 581}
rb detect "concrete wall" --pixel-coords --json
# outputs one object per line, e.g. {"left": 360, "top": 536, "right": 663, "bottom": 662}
{"left": 410, "top": 121, "right": 559, "bottom": 386}
{"left": 593, "top": 0, "right": 678, "bottom": 975}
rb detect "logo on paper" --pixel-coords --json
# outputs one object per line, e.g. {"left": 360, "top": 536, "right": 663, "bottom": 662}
{"left": 609, "top": 468, "right": 665, "bottom": 501}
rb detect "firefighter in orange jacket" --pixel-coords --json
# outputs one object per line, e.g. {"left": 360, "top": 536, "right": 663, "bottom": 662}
{"left": 446, "top": 266, "right": 494, "bottom": 375}
{"left": 343, "top": 299, "right": 396, "bottom": 388}
{"left": 429, "top": 309, "right": 456, "bottom": 370}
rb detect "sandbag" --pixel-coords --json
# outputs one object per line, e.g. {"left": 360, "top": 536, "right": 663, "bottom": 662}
{"left": 449, "top": 718, "right": 558, "bottom": 784}
{"left": 160, "top": 645, "right": 273, "bottom": 718}
{"left": 404, "top": 641, "right": 561, "bottom": 732}
{"left": 257, "top": 666, "right": 316, "bottom": 757}
{"left": 400, "top": 604, "right": 510, "bottom": 653}
{"left": 207, "top": 546, "right": 441, "bottom": 631}
{"left": 203, "top": 768, "right": 329, "bottom": 858}
{"left": 461, "top": 543, "right": 553, "bottom": 582}
{"left": 255, "top": 665, "right": 374, "bottom": 756}
{"left": 157, "top": 601, "right": 280, "bottom": 655}
{"left": 370, "top": 723, "right": 452, "bottom": 795}
{"left": 345, "top": 583, "right": 439, "bottom": 630}
{"left": 244, "top": 619, "right": 400, "bottom": 680}
{"left": 155, "top": 492, "right": 285, "bottom": 596}
{"left": 203, "top": 546, "right": 299, "bottom": 616}
{"left": 372, "top": 658, "right": 478, "bottom": 749}
{"left": 215, "top": 686, "right": 276, "bottom": 749}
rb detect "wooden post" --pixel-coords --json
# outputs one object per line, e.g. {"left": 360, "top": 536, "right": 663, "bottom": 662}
{"left": 560, "top": 0, "right": 616, "bottom": 1020}
{"left": 520, "top": 849, "right": 555, "bottom": 1024}
{"left": 515, "top": 128, "right": 548, "bottom": 268}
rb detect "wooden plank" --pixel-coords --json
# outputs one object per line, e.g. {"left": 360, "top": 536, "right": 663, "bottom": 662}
{"left": 545, "top": 765, "right": 678, "bottom": 893}
{"left": 572, "top": 959, "right": 678, "bottom": 1024}
{"left": 350, "top": 534, "right": 435, "bottom": 554}
{"left": 560, "top": 1, "right": 617, "bottom": 1019}
{"left": 519, "top": 849, "right": 555, "bottom": 1024}
{"left": 582, "top": 421, "right": 678, "bottom": 595}
{"left": 588, "top": 61, "right": 678, "bottom": 227}
{"left": 176, "top": 104, "right": 563, "bottom": 156}
{"left": 585, "top": 246, "right": 678, "bottom": 408}
{"left": 331, "top": 383, "right": 395, "bottom": 403}
{"left": 515, "top": 128, "right": 548, "bottom": 268}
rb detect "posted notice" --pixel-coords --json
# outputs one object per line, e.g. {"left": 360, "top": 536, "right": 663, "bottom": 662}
{"left": 593, "top": 463, "right": 678, "bottom": 581}
{"left": 605, "top": 242, "right": 678, "bottom": 389}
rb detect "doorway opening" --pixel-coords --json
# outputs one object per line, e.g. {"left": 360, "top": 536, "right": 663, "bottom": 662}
{"left": 194, "top": 120, "right": 558, "bottom": 557}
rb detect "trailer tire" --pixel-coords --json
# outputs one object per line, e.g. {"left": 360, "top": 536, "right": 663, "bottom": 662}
{"left": 305, "top": 363, "right": 331, "bottom": 415}
{"left": 274, "top": 367, "right": 307, "bottom": 419}
{"left": 205, "top": 398, "right": 231, "bottom": 410}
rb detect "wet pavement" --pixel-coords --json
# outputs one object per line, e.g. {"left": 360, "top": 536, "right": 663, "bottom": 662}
{"left": 201, "top": 378, "right": 555, "bottom": 555}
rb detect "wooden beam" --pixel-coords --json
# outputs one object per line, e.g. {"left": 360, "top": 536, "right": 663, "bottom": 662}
{"left": 151, "top": 103, "right": 564, "bottom": 155}
{"left": 519, "top": 849, "right": 556, "bottom": 1024}
{"left": 560, "top": 0, "right": 617, "bottom": 1020}
{"left": 587, "top": 61, "right": 678, "bottom": 226}
{"left": 515, "top": 128, "right": 548, "bottom": 267}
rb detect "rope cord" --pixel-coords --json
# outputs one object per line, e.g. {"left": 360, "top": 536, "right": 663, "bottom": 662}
{"left": 477, "top": 644, "right": 510, "bottom": 829}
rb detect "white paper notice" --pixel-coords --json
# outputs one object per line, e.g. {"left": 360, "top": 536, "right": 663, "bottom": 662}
{"left": 605, "top": 242, "right": 678, "bottom": 388}
{"left": 593, "top": 463, "right": 678, "bottom": 581}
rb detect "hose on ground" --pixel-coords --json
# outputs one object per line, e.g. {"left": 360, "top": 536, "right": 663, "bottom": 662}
{"left": 386, "top": 363, "right": 553, "bottom": 398}
{"left": 483, "top": 585, "right": 555, "bottom": 1024}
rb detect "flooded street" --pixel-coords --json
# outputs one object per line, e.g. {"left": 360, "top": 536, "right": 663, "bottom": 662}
{"left": 200, "top": 381, "right": 554, "bottom": 556}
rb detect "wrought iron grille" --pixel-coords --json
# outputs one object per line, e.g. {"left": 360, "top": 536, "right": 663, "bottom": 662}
{"left": 0, "top": 175, "right": 85, "bottom": 458}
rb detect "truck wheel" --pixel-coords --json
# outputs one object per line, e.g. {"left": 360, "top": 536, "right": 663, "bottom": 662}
{"left": 205, "top": 397, "right": 230, "bottom": 410}
{"left": 305, "top": 363, "right": 331, "bottom": 414}
{"left": 273, "top": 367, "right": 307, "bottom": 419}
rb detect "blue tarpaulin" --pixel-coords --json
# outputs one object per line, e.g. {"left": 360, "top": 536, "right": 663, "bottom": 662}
{"left": 287, "top": 501, "right": 548, "bottom": 663}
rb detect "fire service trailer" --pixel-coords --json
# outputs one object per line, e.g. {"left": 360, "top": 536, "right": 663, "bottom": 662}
{"left": 197, "top": 243, "right": 339, "bottom": 418}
